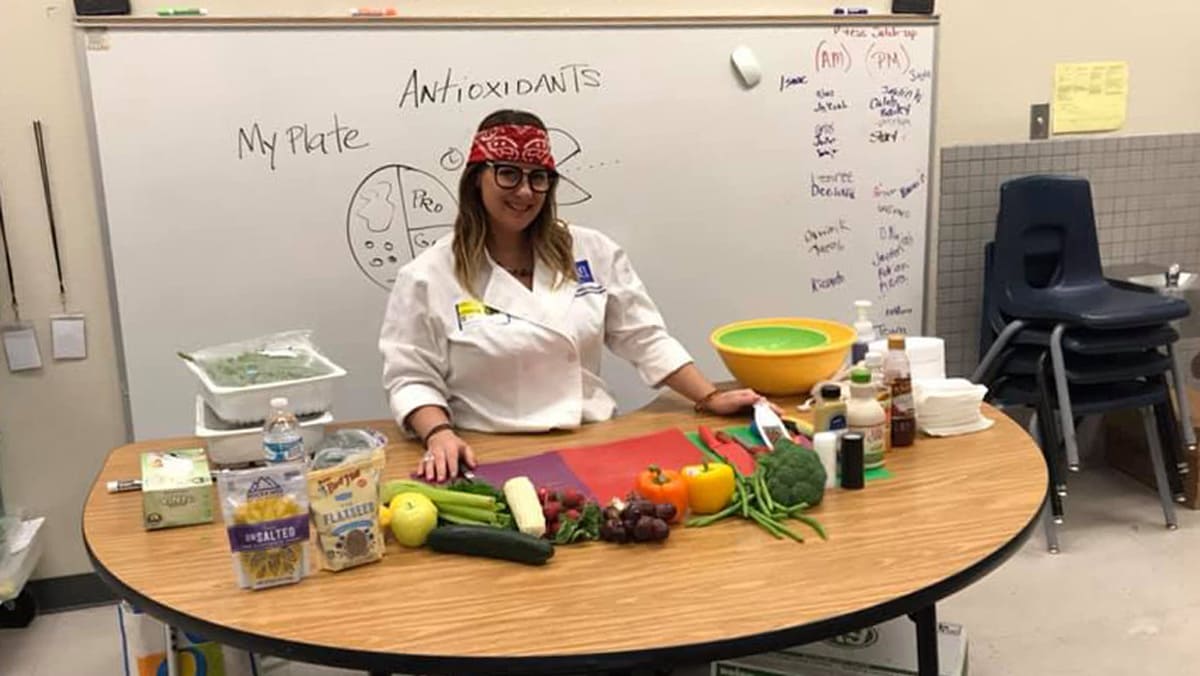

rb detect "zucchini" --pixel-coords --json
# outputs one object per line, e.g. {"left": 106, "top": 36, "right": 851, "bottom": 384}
{"left": 426, "top": 525, "right": 554, "bottom": 566}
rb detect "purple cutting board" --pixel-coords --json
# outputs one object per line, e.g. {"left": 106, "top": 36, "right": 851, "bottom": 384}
{"left": 470, "top": 452, "right": 596, "bottom": 501}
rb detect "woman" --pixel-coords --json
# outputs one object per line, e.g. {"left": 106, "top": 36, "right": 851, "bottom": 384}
{"left": 380, "top": 110, "right": 770, "bottom": 481}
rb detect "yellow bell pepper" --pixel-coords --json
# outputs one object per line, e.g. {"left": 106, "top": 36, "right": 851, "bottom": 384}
{"left": 681, "top": 462, "right": 736, "bottom": 515}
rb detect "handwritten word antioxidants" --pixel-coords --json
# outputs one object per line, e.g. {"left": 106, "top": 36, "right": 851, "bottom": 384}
{"left": 398, "top": 65, "right": 601, "bottom": 110}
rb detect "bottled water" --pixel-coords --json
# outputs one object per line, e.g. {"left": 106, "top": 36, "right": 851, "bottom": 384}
{"left": 262, "top": 397, "right": 303, "bottom": 463}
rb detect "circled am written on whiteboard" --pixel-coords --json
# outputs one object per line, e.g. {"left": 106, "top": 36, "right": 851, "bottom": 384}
{"left": 397, "top": 64, "right": 601, "bottom": 111}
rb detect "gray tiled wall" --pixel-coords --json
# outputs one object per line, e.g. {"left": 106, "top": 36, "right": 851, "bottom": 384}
{"left": 936, "top": 133, "right": 1200, "bottom": 378}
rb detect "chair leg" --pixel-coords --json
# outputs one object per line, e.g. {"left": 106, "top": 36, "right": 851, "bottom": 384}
{"left": 1049, "top": 324, "right": 1081, "bottom": 471}
{"left": 1042, "top": 496, "right": 1060, "bottom": 554}
{"left": 1167, "top": 343, "right": 1198, "bottom": 454}
{"left": 1153, "top": 398, "right": 1186, "bottom": 502}
{"left": 971, "top": 319, "right": 1027, "bottom": 385}
{"left": 1140, "top": 406, "right": 1179, "bottom": 530}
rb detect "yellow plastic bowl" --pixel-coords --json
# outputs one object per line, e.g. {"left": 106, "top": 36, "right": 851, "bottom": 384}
{"left": 710, "top": 317, "right": 855, "bottom": 395}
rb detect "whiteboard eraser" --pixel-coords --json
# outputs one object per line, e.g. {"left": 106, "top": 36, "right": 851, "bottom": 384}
{"left": 730, "top": 45, "right": 762, "bottom": 89}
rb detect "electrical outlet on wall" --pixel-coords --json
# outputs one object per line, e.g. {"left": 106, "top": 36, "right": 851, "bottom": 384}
{"left": 1030, "top": 103, "right": 1050, "bottom": 140}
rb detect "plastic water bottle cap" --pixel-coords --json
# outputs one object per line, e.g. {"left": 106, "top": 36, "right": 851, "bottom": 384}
{"left": 270, "top": 397, "right": 289, "bottom": 408}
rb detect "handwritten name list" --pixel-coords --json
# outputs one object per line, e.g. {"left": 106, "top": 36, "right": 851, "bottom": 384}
{"left": 790, "top": 26, "right": 930, "bottom": 334}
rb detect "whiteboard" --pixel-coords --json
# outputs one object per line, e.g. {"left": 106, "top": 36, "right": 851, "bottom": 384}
{"left": 82, "top": 20, "right": 937, "bottom": 439}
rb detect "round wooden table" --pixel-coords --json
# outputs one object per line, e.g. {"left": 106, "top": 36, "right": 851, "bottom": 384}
{"left": 84, "top": 395, "right": 1046, "bottom": 675}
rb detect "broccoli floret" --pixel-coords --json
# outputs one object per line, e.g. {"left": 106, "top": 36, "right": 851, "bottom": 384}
{"left": 757, "top": 438, "right": 827, "bottom": 507}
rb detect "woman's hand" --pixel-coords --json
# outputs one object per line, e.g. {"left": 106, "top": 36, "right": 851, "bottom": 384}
{"left": 704, "top": 389, "right": 782, "bottom": 416}
{"left": 418, "top": 429, "right": 477, "bottom": 482}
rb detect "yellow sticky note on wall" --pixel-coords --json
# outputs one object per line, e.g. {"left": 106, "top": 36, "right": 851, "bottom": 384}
{"left": 1052, "top": 61, "right": 1128, "bottom": 134}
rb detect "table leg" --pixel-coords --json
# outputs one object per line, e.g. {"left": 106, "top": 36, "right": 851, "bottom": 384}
{"left": 164, "top": 624, "right": 179, "bottom": 676}
{"left": 908, "top": 605, "right": 939, "bottom": 676}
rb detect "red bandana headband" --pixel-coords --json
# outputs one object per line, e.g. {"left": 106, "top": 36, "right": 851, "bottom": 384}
{"left": 467, "top": 124, "right": 556, "bottom": 170}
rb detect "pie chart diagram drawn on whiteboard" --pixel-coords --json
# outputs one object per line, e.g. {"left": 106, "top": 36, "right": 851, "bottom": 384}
{"left": 345, "top": 128, "right": 594, "bottom": 290}
{"left": 346, "top": 164, "right": 457, "bottom": 290}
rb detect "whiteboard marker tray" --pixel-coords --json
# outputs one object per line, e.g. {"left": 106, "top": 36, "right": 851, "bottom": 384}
{"left": 183, "top": 346, "right": 346, "bottom": 424}
{"left": 195, "top": 396, "right": 332, "bottom": 467}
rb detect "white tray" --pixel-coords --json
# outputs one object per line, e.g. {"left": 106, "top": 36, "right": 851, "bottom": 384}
{"left": 195, "top": 396, "right": 331, "bottom": 467}
{"left": 183, "top": 346, "right": 346, "bottom": 424}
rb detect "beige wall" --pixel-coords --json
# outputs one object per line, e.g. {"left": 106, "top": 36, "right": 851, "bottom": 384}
{"left": 1, "top": 0, "right": 1197, "bottom": 579}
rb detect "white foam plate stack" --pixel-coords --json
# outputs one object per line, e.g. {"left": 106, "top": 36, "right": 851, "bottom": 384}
{"left": 913, "top": 378, "right": 994, "bottom": 437}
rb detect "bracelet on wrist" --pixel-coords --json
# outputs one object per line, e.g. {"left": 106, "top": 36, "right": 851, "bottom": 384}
{"left": 421, "top": 423, "right": 455, "bottom": 448}
{"left": 694, "top": 389, "right": 722, "bottom": 413}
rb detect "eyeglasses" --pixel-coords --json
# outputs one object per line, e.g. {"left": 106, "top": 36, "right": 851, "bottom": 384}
{"left": 485, "top": 161, "right": 558, "bottom": 194}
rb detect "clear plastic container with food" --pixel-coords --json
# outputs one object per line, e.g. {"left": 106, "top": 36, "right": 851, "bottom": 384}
{"left": 179, "top": 330, "right": 346, "bottom": 424}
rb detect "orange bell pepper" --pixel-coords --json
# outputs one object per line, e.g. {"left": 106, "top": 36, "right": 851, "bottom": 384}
{"left": 635, "top": 465, "right": 689, "bottom": 523}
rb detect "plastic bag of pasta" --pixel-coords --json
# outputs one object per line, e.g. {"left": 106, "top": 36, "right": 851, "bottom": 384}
{"left": 217, "top": 463, "right": 310, "bottom": 590}
{"left": 307, "top": 447, "right": 386, "bottom": 571}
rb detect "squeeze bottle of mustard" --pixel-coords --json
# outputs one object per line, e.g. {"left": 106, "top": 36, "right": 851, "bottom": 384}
{"left": 847, "top": 368, "right": 886, "bottom": 470}
{"left": 813, "top": 384, "right": 848, "bottom": 434}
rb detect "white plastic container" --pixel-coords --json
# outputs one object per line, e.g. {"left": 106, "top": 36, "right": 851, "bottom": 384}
{"left": 182, "top": 346, "right": 346, "bottom": 424}
{"left": 195, "top": 396, "right": 331, "bottom": 467}
{"left": 0, "top": 517, "right": 44, "bottom": 602}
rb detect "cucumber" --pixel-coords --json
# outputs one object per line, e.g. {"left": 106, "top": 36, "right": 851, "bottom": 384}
{"left": 426, "top": 525, "right": 554, "bottom": 565}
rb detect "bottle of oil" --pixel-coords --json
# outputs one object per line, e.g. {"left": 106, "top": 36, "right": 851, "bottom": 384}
{"left": 884, "top": 335, "right": 916, "bottom": 447}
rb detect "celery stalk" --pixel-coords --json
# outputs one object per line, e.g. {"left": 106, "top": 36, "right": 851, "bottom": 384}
{"left": 382, "top": 480, "right": 496, "bottom": 510}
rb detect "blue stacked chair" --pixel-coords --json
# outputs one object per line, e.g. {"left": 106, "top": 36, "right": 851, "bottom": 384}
{"left": 971, "top": 175, "right": 1195, "bottom": 552}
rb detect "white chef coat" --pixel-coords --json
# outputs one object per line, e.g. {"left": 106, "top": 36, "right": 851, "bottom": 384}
{"left": 379, "top": 225, "right": 693, "bottom": 433}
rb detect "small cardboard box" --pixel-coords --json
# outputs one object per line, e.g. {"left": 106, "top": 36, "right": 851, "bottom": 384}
{"left": 712, "top": 618, "right": 967, "bottom": 676}
{"left": 141, "top": 449, "right": 214, "bottom": 530}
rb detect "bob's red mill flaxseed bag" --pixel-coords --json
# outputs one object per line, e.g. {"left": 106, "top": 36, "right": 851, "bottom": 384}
{"left": 306, "top": 447, "right": 386, "bottom": 571}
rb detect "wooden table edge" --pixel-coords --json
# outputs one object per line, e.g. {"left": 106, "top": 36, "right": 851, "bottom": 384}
{"left": 82, "top": 400, "right": 1047, "bottom": 674}
{"left": 84, "top": 490, "right": 1044, "bottom": 674}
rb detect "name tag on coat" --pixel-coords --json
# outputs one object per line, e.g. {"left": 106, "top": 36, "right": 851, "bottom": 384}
{"left": 454, "top": 300, "right": 511, "bottom": 330}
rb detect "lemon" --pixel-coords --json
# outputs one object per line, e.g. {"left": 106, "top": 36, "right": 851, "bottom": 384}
{"left": 379, "top": 504, "right": 393, "bottom": 529}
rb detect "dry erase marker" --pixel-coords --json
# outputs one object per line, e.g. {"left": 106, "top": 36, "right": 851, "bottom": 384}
{"left": 351, "top": 7, "right": 397, "bottom": 16}
{"left": 157, "top": 7, "right": 207, "bottom": 15}
{"left": 833, "top": 7, "right": 870, "bottom": 14}
{"left": 107, "top": 479, "right": 143, "bottom": 493}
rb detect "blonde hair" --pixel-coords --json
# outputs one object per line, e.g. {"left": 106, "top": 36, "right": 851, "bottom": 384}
{"left": 452, "top": 110, "right": 577, "bottom": 296}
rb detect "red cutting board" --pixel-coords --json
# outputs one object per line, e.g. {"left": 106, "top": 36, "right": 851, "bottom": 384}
{"left": 556, "top": 428, "right": 705, "bottom": 503}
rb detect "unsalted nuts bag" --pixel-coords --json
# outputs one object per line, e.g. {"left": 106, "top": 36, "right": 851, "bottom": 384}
{"left": 306, "top": 447, "right": 386, "bottom": 571}
{"left": 217, "top": 463, "right": 310, "bottom": 590}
